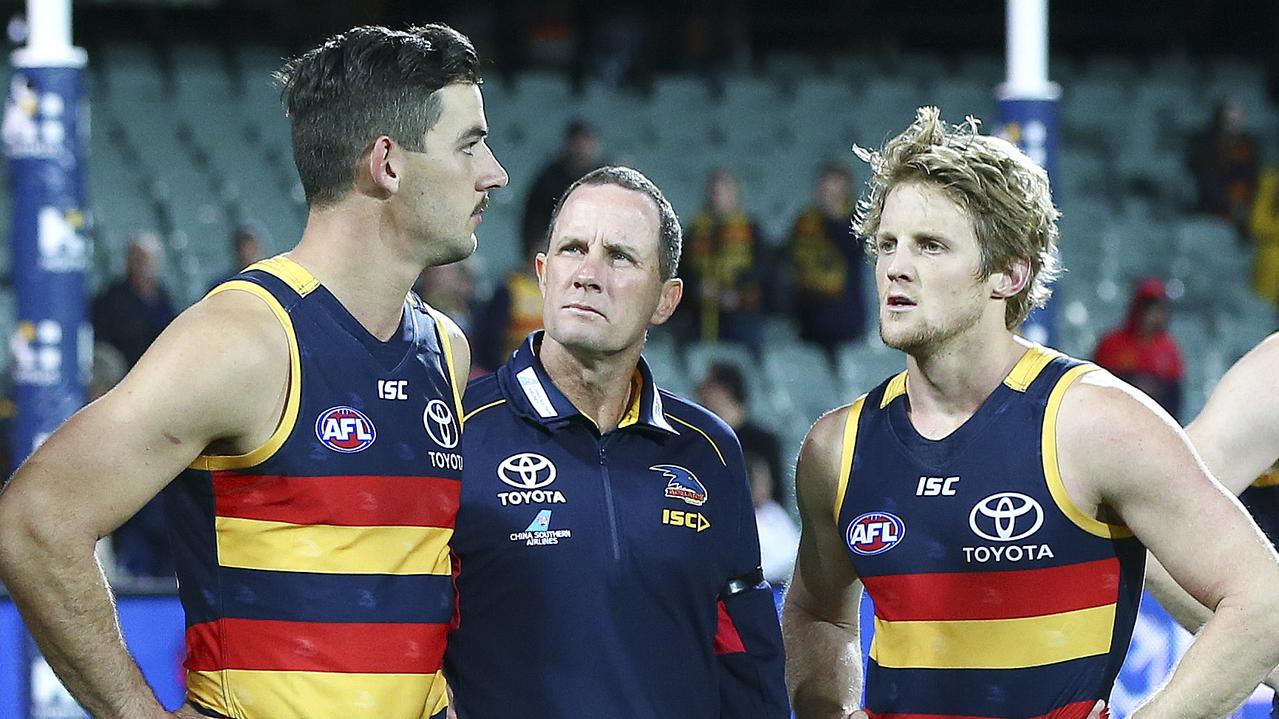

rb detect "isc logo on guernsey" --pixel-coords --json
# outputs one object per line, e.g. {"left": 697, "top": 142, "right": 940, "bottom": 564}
{"left": 846, "top": 512, "right": 906, "bottom": 556}
{"left": 315, "top": 406, "right": 376, "bottom": 453}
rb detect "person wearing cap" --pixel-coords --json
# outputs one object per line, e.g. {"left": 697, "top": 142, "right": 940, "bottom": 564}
{"left": 1093, "top": 277, "right": 1185, "bottom": 420}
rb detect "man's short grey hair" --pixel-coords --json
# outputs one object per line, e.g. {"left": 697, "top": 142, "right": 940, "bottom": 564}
{"left": 544, "top": 165, "right": 683, "bottom": 281}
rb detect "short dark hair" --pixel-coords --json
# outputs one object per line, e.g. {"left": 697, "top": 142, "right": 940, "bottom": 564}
{"left": 702, "top": 361, "right": 747, "bottom": 405}
{"left": 275, "top": 24, "right": 480, "bottom": 207}
{"left": 544, "top": 166, "right": 683, "bottom": 280}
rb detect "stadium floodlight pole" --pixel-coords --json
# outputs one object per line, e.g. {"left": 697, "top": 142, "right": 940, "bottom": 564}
{"left": 1005, "top": 0, "right": 1051, "bottom": 98}
{"left": 996, "top": 0, "right": 1060, "bottom": 345}
{"left": 4, "top": 0, "right": 90, "bottom": 471}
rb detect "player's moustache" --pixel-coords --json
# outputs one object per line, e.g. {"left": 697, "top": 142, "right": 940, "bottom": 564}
{"left": 473, "top": 196, "right": 489, "bottom": 215}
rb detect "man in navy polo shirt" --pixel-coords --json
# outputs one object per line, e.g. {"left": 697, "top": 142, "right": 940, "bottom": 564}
{"left": 445, "top": 166, "right": 789, "bottom": 718}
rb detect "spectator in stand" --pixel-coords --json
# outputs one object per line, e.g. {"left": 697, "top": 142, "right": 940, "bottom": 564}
{"left": 1094, "top": 278, "right": 1186, "bottom": 420}
{"left": 91, "top": 232, "right": 177, "bottom": 368}
{"left": 748, "top": 452, "right": 800, "bottom": 586}
{"left": 521, "top": 119, "right": 604, "bottom": 255}
{"left": 415, "top": 259, "right": 483, "bottom": 377}
{"left": 473, "top": 232, "right": 546, "bottom": 373}
{"left": 684, "top": 170, "right": 767, "bottom": 353}
{"left": 208, "top": 222, "right": 268, "bottom": 291}
{"left": 787, "top": 163, "right": 866, "bottom": 358}
{"left": 1188, "top": 97, "right": 1260, "bottom": 239}
{"left": 696, "top": 361, "right": 796, "bottom": 584}
{"left": 1248, "top": 156, "right": 1279, "bottom": 309}
{"left": 697, "top": 361, "right": 783, "bottom": 504}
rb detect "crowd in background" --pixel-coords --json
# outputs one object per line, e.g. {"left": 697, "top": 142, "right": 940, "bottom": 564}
{"left": 51, "top": 85, "right": 1279, "bottom": 578}
{"left": 4, "top": 0, "right": 1279, "bottom": 581}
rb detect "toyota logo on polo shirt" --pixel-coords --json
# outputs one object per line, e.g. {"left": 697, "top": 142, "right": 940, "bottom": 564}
{"left": 423, "top": 399, "right": 459, "bottom": 449}
{"left": 498, "top": 453, "right": 557, "bottom": 489}
{"left": 969, "top": 492, "right": 1044, "bottom": 542}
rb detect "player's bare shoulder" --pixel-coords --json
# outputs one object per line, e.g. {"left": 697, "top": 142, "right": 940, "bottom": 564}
{"left": 1053, "top": 366, "right": 1194, "bottom": 514}
{"left": 1058, "top": 367, "right": 1178, "bottom": 440}
{"left": 104, "top": 285, "right": 293, "bottom": 451}
{"left": 796, "top": 400, "right": 864, "bottom": 512}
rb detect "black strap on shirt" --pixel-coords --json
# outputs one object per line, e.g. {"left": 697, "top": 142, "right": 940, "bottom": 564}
{"left": 721, "top": 567, "right": 766, "bottom": 597}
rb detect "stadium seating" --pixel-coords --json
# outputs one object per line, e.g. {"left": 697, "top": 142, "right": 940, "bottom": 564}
{"left": 2, "top": 46, "right": 1274, "bottom": 462}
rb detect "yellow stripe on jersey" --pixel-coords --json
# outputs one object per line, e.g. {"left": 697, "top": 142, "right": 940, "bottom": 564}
{"left": 427, "top": 307, "right": 466, "bottom": 424}
{"left": 1253, "top": 471, "right": 1279, "bottom": 488}
{"left": 870, "top": 603, "right": 1117, "bottom": 670}
{"left": 192, "top": 280, "right": 302, "bottom": 471}
{"left": 833, "top": 396, "right": 868, "bottom": 525}
{"left": 665, "top": 414, "right": 727, "bottom": 466}
{"left": 617, "top": 371, "right": 645, "bottom": 429}
{"left": 188, "top": 668, "right": 449, "bottom": 719}
{"left": 245, "top": 256, "right": 322, "bottom": 296}
{"left": 879, "top": 372, "right": 907, "bottom": 409}
{"left": 215, "top": 517, "right": 453, "bottom": 575}
{"left": 1003, "top": 343, "right": 1063, "bottom": 392}
{"left": 1041, "top": 363, "right": 1134, "bottom": 539}
{"left": 463, "top": 399, "right": 507, "bottom": 424}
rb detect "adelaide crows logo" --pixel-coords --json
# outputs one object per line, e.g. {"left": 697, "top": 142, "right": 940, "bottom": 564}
{"left": 652, "top": 465, "right": 707, "bottom": 506}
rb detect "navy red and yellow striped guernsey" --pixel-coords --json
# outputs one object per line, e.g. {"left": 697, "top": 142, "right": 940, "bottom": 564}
{"left": 835, "top": 345, "right": 1146, "bottom": 719}
{"left": 163, "top": 257, "right": 465, "bottom": 719}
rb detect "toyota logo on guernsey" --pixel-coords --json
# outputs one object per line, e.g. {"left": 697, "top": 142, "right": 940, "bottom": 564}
{"left": 969, "top": 492, "right": 1044, "bottom": 542}
{"left": 315, "top": 406, "right": 376, "bottom": 453}
{"left": 496, "top": 453, "right": 566, "bottom": 506}
{"left": 423, "top": 399, "right": 459, "bottom": 449}
{"left": 846, "top": 512, "right": 906, "bottom": 556}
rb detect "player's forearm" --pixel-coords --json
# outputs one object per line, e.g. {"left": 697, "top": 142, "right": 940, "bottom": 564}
{"left": 1146, "top": 556, "right": 1279, "bottom": 692}
{"left": 1143, "top": 555, "right": 1211, "bottom": 634}
{"left": 1133, "top": 591, "right": 1279, "bottom": 718}
{"left": 0, "top": 519, "right": 167, "bottom": 719}
{"left": 782, "top": 605, "right": 860, "bottom": 719}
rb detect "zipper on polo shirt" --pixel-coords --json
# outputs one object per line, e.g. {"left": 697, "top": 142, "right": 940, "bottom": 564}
{"left": 598, "top": 441, "right": 622, "bottom": 562}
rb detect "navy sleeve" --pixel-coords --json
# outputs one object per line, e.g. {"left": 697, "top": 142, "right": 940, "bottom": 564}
{"left": 715, "top": 433, "right": 791, "bottom": 719}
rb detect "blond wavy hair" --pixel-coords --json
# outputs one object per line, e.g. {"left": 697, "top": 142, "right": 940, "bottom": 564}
{"left": 853, "top": 106, "right": 1062, "bottom": 329}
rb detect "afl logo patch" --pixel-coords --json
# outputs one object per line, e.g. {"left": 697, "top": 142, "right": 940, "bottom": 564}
{"left": 847, "top": 512, "right": 905, "bottom": 556}
{"left": 315, "top": 406, "right": 376, "bottom": 453}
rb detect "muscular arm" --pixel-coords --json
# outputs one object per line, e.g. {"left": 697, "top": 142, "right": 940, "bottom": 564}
{"left": 782, "top": 407, "right": 865, "bottom": 719}
{"left": 0, "top": 290, "right": 290, "bottom": 719}
{"left": 1144, "top": 333, "right": 1279, "bottom": 687}
{"left": 1057, "top": 372, "right": 1279, "bottom": 717}
{"left": 1184, "top": 333, "right": 1279, "bottom": 495}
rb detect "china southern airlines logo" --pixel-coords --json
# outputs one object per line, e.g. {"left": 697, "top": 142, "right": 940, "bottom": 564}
{"left": 653, "top": 465, "right": 707, "bottom": 506}
{"left": 969, "top": 492, "right": 1044, "bottom": 542}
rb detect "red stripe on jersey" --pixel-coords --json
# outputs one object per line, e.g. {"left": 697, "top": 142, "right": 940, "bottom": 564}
{"left": 867, "top": 699, "right": 1100, "bottom": 719}
{"left": 713, "top": 600, "right": 746, "bottom": 655}
{"left": 185, "top": 618, "right": 449, "bottom": 674}
{"left": 863, "top": 558, "right": 1120, "bottom": 621}
{"left": 213, "top": 472, "right": 461, "bottom": 527}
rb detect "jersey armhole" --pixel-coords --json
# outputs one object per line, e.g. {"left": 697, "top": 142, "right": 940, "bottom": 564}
{"left": 1042, "top": 363, "right": 1135, "bottom": 539}
{"left": 832, "top": 395, "right": 868, "bottom": 525}
{"left": 189, "top": 280, "right": 302, "bottom": 471}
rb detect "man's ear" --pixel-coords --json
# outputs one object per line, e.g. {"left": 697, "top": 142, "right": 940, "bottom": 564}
{"left": 990, "top": 257, "right": 1031, "bottom": 299}
{"left": 650, "top": 278, "right": 684, "bottom": 325}
{"left": 356, "top": 135, "right": 398, "bottom": 200}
